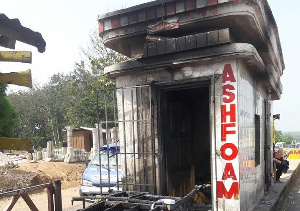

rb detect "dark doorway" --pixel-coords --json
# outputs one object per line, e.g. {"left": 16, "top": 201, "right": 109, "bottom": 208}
{"left": 160, "top": 85, "right": 210, "bottom": 197}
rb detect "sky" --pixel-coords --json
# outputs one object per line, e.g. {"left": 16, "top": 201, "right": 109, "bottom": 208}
{"left": 0, "top": 0, "right": 299, "bottom": 132}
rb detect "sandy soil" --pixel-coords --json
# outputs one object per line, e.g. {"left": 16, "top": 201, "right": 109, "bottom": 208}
{"left": 0, "top": 161, "right": 87, "bottom": 210}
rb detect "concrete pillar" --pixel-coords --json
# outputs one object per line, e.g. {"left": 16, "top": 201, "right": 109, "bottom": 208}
{"left": 46, "top": 141, "right": 53, "bottom": 158}
{"left": 110, "top": 127, "right": 118, "bottom": 144}
{"left": 65, "top": 126, "right": 74, "bottom": 163}
{"left": 66, "top": 126, "right": 74, "bottom": 148}
{"left": 92, "top": 127, "right": 99, "bottom": 157}
{"left": 106, "top": 128, "right": 111, "bottom": 145}
{"left": 96, "top": 124, "right": 104, "bottom": 147}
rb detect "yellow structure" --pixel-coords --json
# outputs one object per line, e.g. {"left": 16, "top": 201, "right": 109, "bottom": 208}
{"left": 0, "top": 69, "right": 32, "bottom": 88}
{"left": 0, "top": 137, "right": 33, "bottom": 151}
{"left": 0, "top": 51, "right": 32, "bottom": 63}
{"left": 0, "top": 13, "right": 46, "bottom": 151}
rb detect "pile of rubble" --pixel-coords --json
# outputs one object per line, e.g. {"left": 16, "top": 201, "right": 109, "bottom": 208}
{"left": 0, "top": 152, "right": 28, "bottom": 168}
{"left": 0, "top": 152, "right": 15, "bottom": 167}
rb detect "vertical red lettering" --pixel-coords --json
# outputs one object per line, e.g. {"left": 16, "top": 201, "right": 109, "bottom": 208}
{"left": 222, "top": 64, "right": 236, "bottom": 83}
{"left": 220, "top": 143, "right": 238, "bottom": 160}
{"left": 221, "top": 104, "right": 236, "bottom": 123}
{"left": 223, "top": 84, "right": 235, "bottom": 103}
{"left": 221, "top": 123, "right": 236, "bottom": 141}
{"left": 222, "top": 163, "right": 237, "bottom": 180}
{"left": 217, "top": 181, "right": 239, "bottom": 199}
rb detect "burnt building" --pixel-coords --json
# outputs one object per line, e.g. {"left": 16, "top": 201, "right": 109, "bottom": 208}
{"left": 96, "top": 0, "right": 284, "bottom": 210}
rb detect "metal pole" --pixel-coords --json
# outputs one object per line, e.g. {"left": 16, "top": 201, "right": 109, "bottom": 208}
{"left": 96, "top": 89, "right": 103, "bottom": 194}
{"left": 54, "top": 180, "right": 62, "bottom": 211}
{"left": 150, "top": 85, "right": 157, "bottom": 194}
{"left": 131, "top": 88, "right": 137, "bottom": 190}
{"left": 122, "top": 88, "right": 128, "bottom": 190}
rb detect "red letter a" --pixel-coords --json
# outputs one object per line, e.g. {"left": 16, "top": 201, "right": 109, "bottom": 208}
{"left": 223, "top": 64, "right": 236, "bottom": 83}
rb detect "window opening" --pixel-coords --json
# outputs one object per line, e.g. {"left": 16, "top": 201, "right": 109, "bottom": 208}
{"left": 255, "top": 114, "right": 261, "bottom": 166}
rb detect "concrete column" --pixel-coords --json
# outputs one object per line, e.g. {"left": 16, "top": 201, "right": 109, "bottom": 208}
{"left": 110, "top": 127, "right": 119, "bottom": 144}
{"left": 95, "top": 124, "right": 103, "bottom": 148}
{"left": 92, "top": 127, "right": 99, "bottom": 157}
{"left": 66, "top": 126, "right": 74, "bottom": 148}
{"left": 106, "top": 128, "right": 111, "bottom": 145}
{"left": 46, "top": 141, "right": 53, "bottom": 158}
{"left": 65, "top": 126, "right": 74, "bottom": 163}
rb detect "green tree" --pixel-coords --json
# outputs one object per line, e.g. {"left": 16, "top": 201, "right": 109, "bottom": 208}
{"left": 7, "top": 30, "right": 127, "bottom": 147}
{"left": 0, "top": 84, "right": 17, "bottom": 137}
{"left": 64, "top": 31, "right": 127, "bottom": 128}
{"left": 275, "top": 131, "right": 293, "bottom": 145}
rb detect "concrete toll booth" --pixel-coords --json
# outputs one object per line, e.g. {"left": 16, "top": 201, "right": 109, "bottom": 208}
{"left": 97, "top": 0, "right": 284, "bottom": 210}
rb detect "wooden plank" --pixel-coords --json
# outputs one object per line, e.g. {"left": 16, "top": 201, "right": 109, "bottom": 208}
{"left": 21, "top": 193, "right": 39, "bottom": 211}
{"left": 0, "top": 51, "right": 32, "bottom": 63}
{"left": 0, "top": 69, "right": 32, "bottom": 88}
{"left": 47, "top": 185, "right": 54, "bottom": 211}
{"left": 4, "top": 195, "right": 20, "bottom": 211}
{"left": 0, "top": 137, "right": 32, "bottom": 151}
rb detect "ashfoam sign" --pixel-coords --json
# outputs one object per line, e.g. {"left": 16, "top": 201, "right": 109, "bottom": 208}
{"left": 217, "top": 64, "right": 240, "bottom": 201}
{"left": 285, "top": 148, "right": 300, "bottom": 160}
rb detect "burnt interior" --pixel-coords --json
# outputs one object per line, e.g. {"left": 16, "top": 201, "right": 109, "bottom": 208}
{"left": 160, "top": 85, "right": 210, "bottom": 198}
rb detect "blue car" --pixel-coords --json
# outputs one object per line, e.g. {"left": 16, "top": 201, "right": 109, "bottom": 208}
{"left": 79, "top": 144, "right": 122, "bottom": 196}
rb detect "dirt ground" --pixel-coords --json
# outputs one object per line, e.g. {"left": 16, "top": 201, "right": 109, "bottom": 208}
{"left": 0, "top": 161, "right": 87, "bottom": 210}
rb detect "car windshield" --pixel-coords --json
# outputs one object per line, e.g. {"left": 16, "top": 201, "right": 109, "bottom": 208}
{"left": 90, "top": 152, "right": 120, "bottom": 169}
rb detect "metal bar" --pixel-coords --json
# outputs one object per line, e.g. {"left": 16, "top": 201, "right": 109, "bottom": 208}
{"left": 150, "top": 85, "right": 157, "bottom": 194}
{"left": 54, "top": 180, "right": 62, "bottom": 211}
{"left": 97, "top": 119, "right": 150, "bottom": 124}
{"left": 171, "top": 187, "right": 198, "bottom": 209}
{"left": 97, "top": 85, "right": 150, "bottom": 92}
{"left": 136, "top": 88, "right": 141, "bottom": 162}
{"left": 104, "top": 90, "right": 111, "bottom": 187}
{"left": 142, "top": 194, "right": 181, "bottom": 200}
{"left": 212, "top": 74, "right": 218, "bottom": 211}
{"left": 4, "top": 195, "right": 20, "bottom": 211}
{"left": 21, "top": 193, "right": 39, "bottom": 211}
{"left": 131, "top": 88, "right": 137, "bottom": 190}
{"left": 112, "top": 183, "right": 155, "bottom": 186}
{"left": 95, "top": 89, "right": 103, "bottom": 195}
{"left": 117, "top": 152, "right": 154, "bottom": 155}
{"left": 113, "top": 89, "right": 120, "bottom": 191}
{"left": 47, "top": 185, "right": 54, "bottom": 211}
{"left": 122, "top": 88, "right": 128, "bottom": 190}
{"left": 83, "top": 199, "right": 86, "bottom": 209}
{"left": 140, "top": 87, "right": 146, "bottom": 189}
{"left": 0, "top": 183, "right": 52, "bottom": 197}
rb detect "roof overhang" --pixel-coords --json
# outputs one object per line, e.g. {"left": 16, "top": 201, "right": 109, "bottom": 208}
{"left": 98, "top": 0, "right": 284, "bottom": 75}
{"left": 105, "top": 42, "right": 282, "bottom": 100}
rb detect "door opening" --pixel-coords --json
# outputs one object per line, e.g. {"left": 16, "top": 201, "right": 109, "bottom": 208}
{"left": 160, "top": 85, "right": 211, "bottom": 198}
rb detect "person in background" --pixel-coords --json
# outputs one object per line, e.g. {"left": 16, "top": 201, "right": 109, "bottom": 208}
{"left": 273, "top": 151, "right": 283, "bottom": 182}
